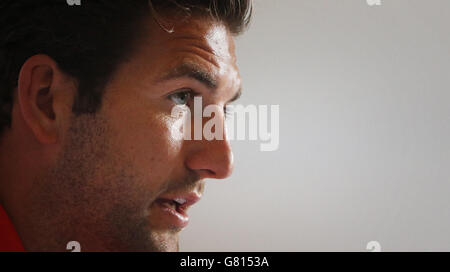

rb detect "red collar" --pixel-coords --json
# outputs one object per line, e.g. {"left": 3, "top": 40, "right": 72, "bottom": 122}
{"left": 0, "top": 205, "right": 25, "bottom": 252}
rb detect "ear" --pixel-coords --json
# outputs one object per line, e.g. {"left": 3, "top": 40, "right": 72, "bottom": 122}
{"left": 17, "top": 54, "right": 76, "bottom": 144}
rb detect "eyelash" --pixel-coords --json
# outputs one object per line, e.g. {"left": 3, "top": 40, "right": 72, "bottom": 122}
{"left": 224, "top": 105, "right": 234, "bottom": 119}
{"left": 168, "top": 89, "right": 195, "bottom": 106}
{"left": 169, "top": 89, "right": 233, "bottom": 119}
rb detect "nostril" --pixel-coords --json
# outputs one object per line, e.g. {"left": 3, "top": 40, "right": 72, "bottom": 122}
{"left": 184, "top": 141, "right": 234, "bottom": 180}
{"left": 196, "top": 169, "right": 216, "bottom": 179}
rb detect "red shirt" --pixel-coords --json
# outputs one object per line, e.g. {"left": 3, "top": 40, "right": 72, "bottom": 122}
{"left": 0, "top": 205, "right": 25, "bottom": 252}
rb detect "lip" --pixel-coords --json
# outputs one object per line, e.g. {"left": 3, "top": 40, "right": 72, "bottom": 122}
{"left": 152, "top": 192, "right": 202, "bottom": 229}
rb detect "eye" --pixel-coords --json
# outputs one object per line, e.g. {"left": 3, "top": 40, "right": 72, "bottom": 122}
{"left": 168, "top": 89, "right": 193, "bottom": 106}
{"left": 224, "top": 104, "right": 234, "bottom": 119}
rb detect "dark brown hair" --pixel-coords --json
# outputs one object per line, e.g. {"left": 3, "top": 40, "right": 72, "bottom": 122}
{"left": 0, "top": 0, "right": 252, "bottom": 135}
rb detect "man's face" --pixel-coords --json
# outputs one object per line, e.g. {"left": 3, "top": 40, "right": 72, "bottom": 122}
{"left": 28, "top": 16, "right": 241, "bottom": 251}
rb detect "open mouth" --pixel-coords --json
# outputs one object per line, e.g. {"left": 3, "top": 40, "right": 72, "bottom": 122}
{"left": 156, "top": 198, "right": 188, "bottom": 216}
{"left": 150, "top": 192, "right": 201, "bottom": 229}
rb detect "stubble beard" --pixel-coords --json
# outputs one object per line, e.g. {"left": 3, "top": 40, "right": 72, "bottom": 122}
{"left": 26, "top": 113, "right": 176, "bottom": 251}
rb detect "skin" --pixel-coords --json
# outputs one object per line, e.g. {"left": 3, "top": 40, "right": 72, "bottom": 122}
{"left": 0, "top": 15, "right": 241, "bottom": 251}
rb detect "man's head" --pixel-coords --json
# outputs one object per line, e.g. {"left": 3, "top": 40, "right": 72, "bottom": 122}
{"left": 0, "top": 0, "right": 252, "bottom": 251}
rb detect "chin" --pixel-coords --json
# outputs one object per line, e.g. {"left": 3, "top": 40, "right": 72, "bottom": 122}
{"left": 149, "top": 231, "right": 180, "bottom": 252}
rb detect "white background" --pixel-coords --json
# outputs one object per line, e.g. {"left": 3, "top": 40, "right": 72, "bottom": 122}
{"left": 180, "top": 0, "right": 450, "bottom": 251}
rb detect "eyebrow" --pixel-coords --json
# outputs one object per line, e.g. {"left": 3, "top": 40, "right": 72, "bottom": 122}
{"left": 159, "top": 62, "right": 242, "bottom": 103}
{"left": 160, "top": 62, "right": 219, "bottom": 90}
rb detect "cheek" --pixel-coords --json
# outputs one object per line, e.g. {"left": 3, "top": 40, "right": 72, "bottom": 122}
{"left": 101, "top": 88, "right": 185, "bottom": 195}
{"left": 109, "top": 110, "right": 184, "bottom": 185}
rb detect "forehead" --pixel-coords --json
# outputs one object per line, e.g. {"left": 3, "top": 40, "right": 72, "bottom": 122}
{"left": 134, "top": 16, "right": 241, "bottom": 91}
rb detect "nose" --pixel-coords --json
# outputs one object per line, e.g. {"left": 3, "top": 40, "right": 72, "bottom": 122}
{"left": 185, "top": 125, "right": 234, "bottom": 180}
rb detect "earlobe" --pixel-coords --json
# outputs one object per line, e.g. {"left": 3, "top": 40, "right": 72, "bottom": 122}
{"left": 17, "top": 55, "right": 66, "bottom": 145}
